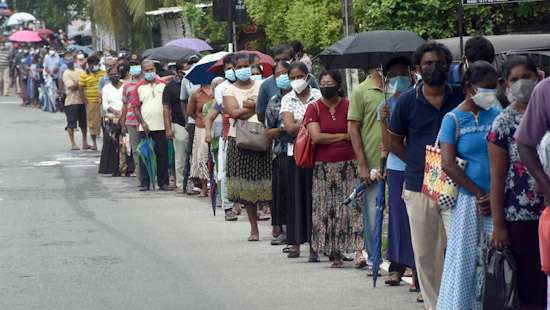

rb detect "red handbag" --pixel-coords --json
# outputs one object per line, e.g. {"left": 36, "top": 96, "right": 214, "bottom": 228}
{"left": 294, "top": 102, "right": 319, "bottom": 168}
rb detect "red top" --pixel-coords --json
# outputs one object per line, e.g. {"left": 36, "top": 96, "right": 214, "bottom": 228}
{"left": 122, "top": 80, "right": 140, "bottom": 126}
{"left": 303, "top": 98, "right": 355, "bottom": 163}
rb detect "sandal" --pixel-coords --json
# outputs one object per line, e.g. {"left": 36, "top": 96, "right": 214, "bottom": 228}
{"left": 248, "top": 235, "right": 259, "bottom": 242}
{"left": 384, "top": 271, "right": 402, "bottom": 286}
{"left": 82, "top": 145, "right": 92, "bottom": 150}
{"left": 308, "top": 252, "right": 320, "bottom": 263}
{"left": 282, "top": 246, "right": 291, "bottom": 254}
{"left": 330, "top": 261, "right": 344, "bottom": 268}
{"left": 403, "top": 269, "right": 413, "bottom": 277}
{"left": 416, "top": 293, "right": 424, "bottom": 303}
{"left": 70, "top": 146, "right": 80, "bottom": 151}
{"left": 90, "top": 146, "right": 98, "bottom": 151}
{"left": 287, "top": 251, "right": 300, "bottom": 258}
{"left": 355, "top": 258, "right": 367, "bottom": 269}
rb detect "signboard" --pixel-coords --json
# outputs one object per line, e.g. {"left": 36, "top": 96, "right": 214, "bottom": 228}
{"left": 463, "top": 0, "right": 542, "bottom": 5}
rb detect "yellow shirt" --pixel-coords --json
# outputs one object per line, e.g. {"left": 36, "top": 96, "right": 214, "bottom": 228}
{"left": 78, "top": 70, "right": 105, "bottom": 105}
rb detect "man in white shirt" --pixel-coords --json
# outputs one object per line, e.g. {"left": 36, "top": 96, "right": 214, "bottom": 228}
{"left": 133, "top": 60, "right": 170, "bottom": 191}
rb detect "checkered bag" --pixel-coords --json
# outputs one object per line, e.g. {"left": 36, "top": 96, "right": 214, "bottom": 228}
{"left": 422, "top": 112, "right": 467, "bottom": 209}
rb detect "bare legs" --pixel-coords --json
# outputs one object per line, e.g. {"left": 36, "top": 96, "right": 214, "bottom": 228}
{"left": 246, "top": 204, "right": 259, "bottom": 241}
{"left": 68, "top": 127, "right": 90, "bottom": 150}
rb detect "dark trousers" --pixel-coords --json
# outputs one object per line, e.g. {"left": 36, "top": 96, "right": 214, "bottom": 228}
{"left": 182, "top": 123, "right": 195, "bottom": 191}
{"left": 138, "top": 130, "right": 169, "bottom": 188}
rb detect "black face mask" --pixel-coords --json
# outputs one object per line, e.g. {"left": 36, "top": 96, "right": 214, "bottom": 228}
{"left": 320, "top": 86, "right": 339, "bottom": 99}
{"left": 109, "top": 75, "right": 120, "bottom": 84}
{"left": 421, "top": 63, "right": 448, "bottom": 86}
{"left": 66, "top": 61, "right": 74, "bottom": 70}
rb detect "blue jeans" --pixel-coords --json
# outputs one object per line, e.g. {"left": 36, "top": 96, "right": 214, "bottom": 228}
{"left": 363, "top": 181, "right": 381, "bottom": 263}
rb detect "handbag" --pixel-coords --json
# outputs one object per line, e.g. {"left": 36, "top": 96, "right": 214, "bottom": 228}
{"left": 421, "top": 112, "right": 467, "bottom": 209}
{"left": 235, "top": 119, "right": 271, "bottom": 152}
{"left": 294, "top": 101, "right": 319, "bottom": 168}
{"left": 483, "top": 247, "right": 520, "bottom": 310}
{"left": 540, "top": 206, "right": 550, "bottom": 274}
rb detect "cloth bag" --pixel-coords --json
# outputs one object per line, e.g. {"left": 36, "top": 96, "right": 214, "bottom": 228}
{"left": 421, "top": 112, "right": 466, "bottom": 209}
{"left": 294, "top": 101, "right": 319, "bottom": 168}
{"left": 483, "top": 247, "right": 520, "bottom": 310}
{"left": 540, "top": 206, "right": 550, "bottom": 274}
{"left": 235, "top": 120, "right": 270, "bottom": 152}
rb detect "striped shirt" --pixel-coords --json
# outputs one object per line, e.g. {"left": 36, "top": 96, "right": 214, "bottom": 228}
{"left": 122, "top": 79, "right": 140, "bottom": 126}
{"left": 0, "top": 49, "right": 9, "bottom": 68}
{"left": 78, "top": 70, "right": 105, "bottom": 105}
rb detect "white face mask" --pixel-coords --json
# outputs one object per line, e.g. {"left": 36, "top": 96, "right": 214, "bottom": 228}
{"left": 471, "top": 87, "right": 496, "bottom": 110}
{"left": 290, "top": 78, "right": 308, "bottom": 94}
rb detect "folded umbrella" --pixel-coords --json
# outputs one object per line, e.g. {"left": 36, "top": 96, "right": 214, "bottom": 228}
{"left": 185, "top": 51, "right": 228, "bottom": 85}
{"left": 371, "top": 181, "right": 386, "bottom": 288}
{"left": 208, "top": 50, "right": 274, "bottom": 78}
{"left": 166, "top": 38, "right": 213, "bottom": 52}
{"left": 319, "top": 30, "right": 425, "bottom": 70}
{"left": 136, "top": 137, "right": 157, "bottom": 190}
{"left": 9, "top": 30, "right": 42, "bottom": 43}
{"left": 142, "top": 46, "right": 198, "bottom": 63}
{"left": 207, "top": 145, "right": 217, "bottom": 216}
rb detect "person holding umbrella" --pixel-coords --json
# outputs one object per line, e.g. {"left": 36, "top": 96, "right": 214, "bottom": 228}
{"left": 388, "top": 42, "right": 464, "bottom": 309}
{"left": 133, "top": 59, "right": 170, "bottom": 191}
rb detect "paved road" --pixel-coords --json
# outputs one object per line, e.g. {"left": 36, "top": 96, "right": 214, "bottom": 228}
{"left": 0, "top": 96, "right": 423, "bottom": 310}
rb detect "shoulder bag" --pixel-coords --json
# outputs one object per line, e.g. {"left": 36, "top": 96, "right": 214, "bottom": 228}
{"left": 294, "top": 101, "right": 319, "bottom": 168}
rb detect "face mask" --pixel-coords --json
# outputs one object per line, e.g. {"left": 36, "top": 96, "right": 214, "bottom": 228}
{"left": 224, "top": 69, "right": 236, "bottom": 82}
{"left": 65, "top": 61, "right": 74, "bottom": 70}
{"left": 109, "top": 75, "right": 121, "bottom": 84}
{"left": 91, "top": 65, "right": 100, "bottom": 72}
{"left": 130, "top": 65, "right": 141, "bottom": 76}
{"left": 471, "top": 87, "right": 496, "bottom": 110}
{"left": 421, "top": 63, "right": 448, "bottom": 86}
{"left": 387, "top": 76, "right": 411, "bottom": 94}
{"left": 144, "top": 72, "right": 155, "bottom": 81}
{"left": 320, "top": 86, "right": 339, "bottom": 99}
{"left": 510, "top": 79, "right": 537, "bottom": 104}
{"left": 235, "top": 67, "right": 251, "bottom": 81}
{"left": 250, "top": 74, "right": 262, "bottom": 81}
{"left": 290, "top": 78, "right": 308, "bottom": 94}
{"left": 276, "top": 74, "right": 290, "bottom": 90}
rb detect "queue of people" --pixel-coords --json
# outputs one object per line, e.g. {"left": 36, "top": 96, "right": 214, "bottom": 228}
{"left": 11, "top": 37, "right": 549, "bottom": 309}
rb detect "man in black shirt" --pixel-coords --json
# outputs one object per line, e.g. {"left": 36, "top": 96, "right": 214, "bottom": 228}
{"left": 163, "top": 63, "right": 188, "bottom": 193}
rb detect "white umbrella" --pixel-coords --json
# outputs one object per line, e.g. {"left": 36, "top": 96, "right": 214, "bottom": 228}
{"left": 7, "top": 12, "right": 36, "bottom": 26}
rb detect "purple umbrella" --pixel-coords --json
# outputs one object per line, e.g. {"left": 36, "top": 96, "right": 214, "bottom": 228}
{"left": 166, "top": 38, "right": 213, "bottom": 52}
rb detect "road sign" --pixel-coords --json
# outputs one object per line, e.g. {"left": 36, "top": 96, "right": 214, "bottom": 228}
{"left": 463, "top": 0, "right": 542, "bottom": 5}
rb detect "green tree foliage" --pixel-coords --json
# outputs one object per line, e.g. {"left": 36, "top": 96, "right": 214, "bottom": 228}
{"left": 244, "top": 0, "right": 342, "bottom": 54}
{"left": 178, "top": 0, "right": 228, "bottom": 44}
{"left": 14, "top": 0, "right": 88, "bottom": 30}
{"left": 353, "top": 0, "right": 550, "bottom": 40}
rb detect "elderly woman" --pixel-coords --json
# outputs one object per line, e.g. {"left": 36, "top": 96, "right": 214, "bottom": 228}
{"left": 487, "top": 56, "right": 547, "bottom": 309}
{"left": 99, "top": 65, "right": 124, "bottom": 176}
{"left": 223, "top": 53, "right": 272, "bottom": 241}
{"left": 304, "top": 69, "right": 364, "bottom": 266}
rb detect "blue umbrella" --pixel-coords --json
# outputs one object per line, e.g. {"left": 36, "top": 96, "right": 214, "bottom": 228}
{"left": 343, "top": 182, "right": 367, "bottom": 206}
{"left": 67, "top": 44, "right": 93, "bottom": 55}
{"left": 185, "top": 51, "right": 228, "bottom": 85}
{"left": 136, "top": 137, "right": 157, "bottom": 190}
{"left": 371, "top": 181, "right": 386, "bottom": 287}
{"left": 207, "top": 145, "right": 217, "bottom": 215}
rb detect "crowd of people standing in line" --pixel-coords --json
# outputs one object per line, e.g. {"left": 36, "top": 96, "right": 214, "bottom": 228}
{"left": 10, "top": 36, "right": 549, "bottom": 309}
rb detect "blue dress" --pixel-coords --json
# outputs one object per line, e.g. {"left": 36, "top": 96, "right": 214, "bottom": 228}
{"left": 436, "top": 107, "right": 500, "bottom": 310}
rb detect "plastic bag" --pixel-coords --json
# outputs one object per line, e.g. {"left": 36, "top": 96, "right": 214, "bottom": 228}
{"left": 540, "top": 207, "right": 550, "bottom": 275}
{"left": 483, "top": 247, "right": 520, "bottom": 310}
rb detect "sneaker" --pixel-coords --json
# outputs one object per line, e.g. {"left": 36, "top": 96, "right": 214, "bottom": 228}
{"left": 224, "top": 210, "right": 238, "bottom": 221}
{"left": 270, "top": 233, "right": 287, "bottom": 246}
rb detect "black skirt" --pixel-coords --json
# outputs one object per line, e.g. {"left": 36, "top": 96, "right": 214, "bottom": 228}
{"left": 98, "top": 122, "right": 120, "bottom": 174}
{"left": 286, "top": 158, "right": 313, "bottom": 246}
{"left": 271, "top": 154, "right": 292, "bottom": 226}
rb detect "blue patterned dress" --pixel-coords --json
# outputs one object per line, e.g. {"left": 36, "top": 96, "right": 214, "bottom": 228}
{"left": 436, "top": 107, "right": 500, "bottom": 310}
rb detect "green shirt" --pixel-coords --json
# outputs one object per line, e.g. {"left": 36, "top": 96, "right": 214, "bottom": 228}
{"left": 347, "top": 75, "right": 385, "bottom": 170}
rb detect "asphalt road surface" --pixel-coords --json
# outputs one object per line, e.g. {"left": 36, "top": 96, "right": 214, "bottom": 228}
{"left": 0, "top": 95, "right": 424, "bottom": 310}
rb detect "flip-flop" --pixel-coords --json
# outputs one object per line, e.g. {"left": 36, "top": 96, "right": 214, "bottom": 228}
{"left": 82, "top": 145, "right": 92, "bottom": 150}
{"left": 330, "top": 262, "right": 344, "bottom": 268}
{"left": 384, "top": 271, "right": 402, "bottom": 286}
{"left": 70, "top": 146, "right": 80, "bottom": 151}
{"left": 248, "top": 235, "right": 259, "bottom": 242}
{"left": 355, "top": 259, "right": 367, "bottom": 269}
{"left": 90, "top": 146, "right": 98, "bottom": 151}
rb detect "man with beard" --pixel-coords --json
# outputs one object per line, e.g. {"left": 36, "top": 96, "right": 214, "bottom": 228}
{"left": 387, "top": 42, "right": 464, "bottom": 309}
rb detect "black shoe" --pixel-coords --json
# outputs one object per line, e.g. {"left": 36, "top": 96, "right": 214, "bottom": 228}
{"left": 287, "top": 251, "right": 300, "bottom": 258}
{"left": 159, "top": 185, "right": 171, "bottom": 191}
{"left": 139, "top": 186, "right": 150, "bottom": 191}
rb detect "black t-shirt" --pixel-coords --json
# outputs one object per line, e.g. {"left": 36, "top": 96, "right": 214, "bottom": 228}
{"left": 162, "top": 80, "right": 186, "bottom": 127}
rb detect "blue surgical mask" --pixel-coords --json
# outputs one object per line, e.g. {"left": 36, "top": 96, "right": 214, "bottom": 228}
{"left": 225, "top": 69, "right": 236, "bottom": 82}
{"left": 235, "top": 67, "right": 251, "bottom": 81}
{"left": 144, "top": 72, "right": 155, "bottom": 81}
{"left": 276, "top": 74, "right": 290, "bottom": 90}
{"left": 387, "top": 76, "right": 411, "bottom": 94}
{"left": 130, "top": 65, "right": 141, "bottom": 76}
{"left": 250, "top": 74, "right": 262, "bottom": 81}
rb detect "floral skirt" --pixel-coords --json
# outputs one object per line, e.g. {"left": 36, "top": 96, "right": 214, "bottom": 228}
{"left": 226, "top": 137, "right": 272, "bottom": 207}
{"left": 190, "top": 127, "right": 209, "bottom": 180}
{"left": 311, "top": 160, "right": 364, "bottom": 255}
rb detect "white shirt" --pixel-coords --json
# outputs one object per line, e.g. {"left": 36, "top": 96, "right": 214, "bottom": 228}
{"left": 138, "top": 81, "right": 166, "bottom": 132}
{"left": 279, "top": 87, "right": 321, "bottom": 155}
{"left": 101, "top": 83, "right": 123, "bottom": 113}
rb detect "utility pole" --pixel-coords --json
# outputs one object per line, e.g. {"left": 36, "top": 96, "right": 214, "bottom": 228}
{"left": 341, "top": 0, "right": 358, "bottom": 96}
{"left": 458, "top": 0, "right": 464, "bottom": 59}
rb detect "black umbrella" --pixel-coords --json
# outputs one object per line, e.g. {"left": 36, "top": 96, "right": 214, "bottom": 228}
{"left": 142, "top": 46, "right": 198, "bottom": 62}
{"left": 319, "top": 30, "right": 426, "bottom": 70}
